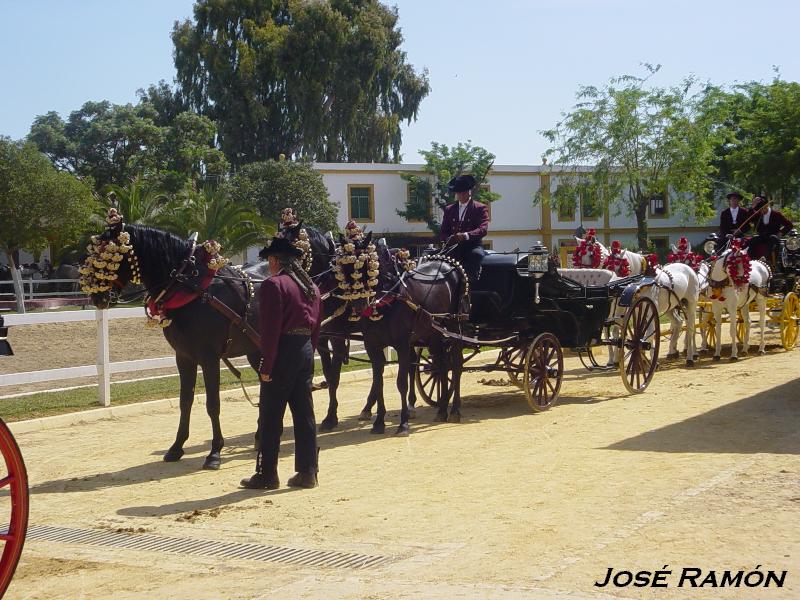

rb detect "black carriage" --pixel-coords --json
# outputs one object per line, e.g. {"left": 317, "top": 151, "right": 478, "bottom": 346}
{"left": 415, "top": 243, "right": 660, "bottom": 411}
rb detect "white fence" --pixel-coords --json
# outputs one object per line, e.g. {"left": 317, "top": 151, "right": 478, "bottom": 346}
{"left": 0, "top": 278, "right": 82, "bottom": 300}
{"left": 1, "top": 307, "right": 375, "bottom": 407}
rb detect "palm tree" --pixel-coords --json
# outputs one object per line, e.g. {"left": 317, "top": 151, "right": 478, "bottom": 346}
{"left": 158, "top": 184, "right": 270, "bottom": 258}
{"left": 99, "top": 178, "right": 170, "bottom": 226}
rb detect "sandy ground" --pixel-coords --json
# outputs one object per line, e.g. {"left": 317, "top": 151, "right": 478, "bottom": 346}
{"left": 6, "top": 333, "right": 800, "bottom": 600}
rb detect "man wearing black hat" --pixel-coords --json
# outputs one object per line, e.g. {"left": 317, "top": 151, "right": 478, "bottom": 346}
{"left": 719, "top": 191, "right": 752, "bottom": 239}
{"left": 749, "top": 196, "right": 794, "bottom": 262}
{"left": 240, "top": 235, "right": 322, "bottom": 490}
{"left": 439, "top": 174, "right": 490, "bottom": 284}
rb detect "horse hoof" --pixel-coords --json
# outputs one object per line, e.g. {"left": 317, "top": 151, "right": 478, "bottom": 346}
{"left": 686, "top": 359, "right": 694, "bottom": 367}
{"left": 358, "top": 410, "right": 372, "bottom": 422}
{"left": 163, "top": 448, "right": 184, "bottom": 462}
{"left": 729, "top": 356, "right": 738, "bottom": 362}
{"left": 395, "top": 424, "right": 410, "bottom": 436}
{"left": 202, "top": 456, "right": 221, "bottom": 470}
{"left": 759, "top": 349, "right": 767, "bottom": 355}
{"left": 665, "top": 352, "right": 679, "bottom": 360}
{"left": 370, "top": 423, "right": 385, "bottom": 435}
{"left": 318, "top": 418, "right": 338, "bottom": 432}
{"left": 447, "top": 413, "right": 461, "bottom": 424}
{"left": 433, "top": 412, "right": 447, "bottom": 423}
{"left": 712, "top": 356, "right": 721, "bottom": 362}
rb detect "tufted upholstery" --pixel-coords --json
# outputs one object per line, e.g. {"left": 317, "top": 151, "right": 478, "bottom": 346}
{"left": 557, "top": 268, "right": 619, "bottom": 287}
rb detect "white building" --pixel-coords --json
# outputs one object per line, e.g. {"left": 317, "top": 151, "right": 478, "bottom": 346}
{"left": 315, "top": 162, "right": 718, "bottom": 264}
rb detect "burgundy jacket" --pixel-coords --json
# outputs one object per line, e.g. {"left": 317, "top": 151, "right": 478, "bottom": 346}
{"left": 755, "top": 208, "right": 794, "bottom": 237}
{"left": 719, "top": 206, "right": 752, "bottom": 237}
{"left": 439, "top": 200, "right": 490, "bottom": 248}
{"left": 258, "top": 273, "right": 321, "bottom": 376}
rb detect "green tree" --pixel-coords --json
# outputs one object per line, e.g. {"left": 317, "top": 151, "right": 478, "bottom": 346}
{"left": 158, "top": 184, "right": 268, "bottom": 257}
{"left": 708, "top": 77, "right": 800, "bottom": 207}
{"left": 0, "top": 137, "right": 96, "bottom": 269}
{"left": 28, "top": 100, "right": 227, "bottom": 191}
{"left": 228, "top": 159, "right": 338, "bottom": 232}
{"left": 397, "top": 141, "right": 500, "bottom": 235}
{"left": 540, "top": 66, "right": 722, "bottom": 249}
{"left": 172, "top": 0, "right": 430, "bottom": 165}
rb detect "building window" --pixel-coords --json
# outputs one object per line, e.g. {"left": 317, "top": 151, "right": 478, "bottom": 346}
{"left": 479, "top": 183, "right": 492, "bottom": 221}
{"left": 348, "top": 184, "right": 374, "bottom": 222}
{"left": 406, "top": 184, "right": 430, "bottom": 223}
{"left": 554, "top": 186, "right": 575, "bottom": 221}
{"left": 580, "top": 190, "right": 601, "bottom": 220}
{"left": 649, "top": 193, "right": 668, "bottom": 218}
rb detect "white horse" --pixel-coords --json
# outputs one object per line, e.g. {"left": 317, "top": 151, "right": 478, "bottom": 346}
{"left": 706, "top": 246, "right": 770, "bottom": 360}
{"left": 572, "top": 237, "right": 652, "bottom": 277}
{"left": 650, "top": 262, "right": 702, "bottom": 366}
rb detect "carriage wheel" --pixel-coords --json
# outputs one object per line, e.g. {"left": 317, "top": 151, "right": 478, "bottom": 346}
{"left": 736, "top": 310, "right": 746, "bottom": 344}
{"left": 414, "top": 349, "right": 453, "bottom": 408}
{"left": 499, "top": 346, "right": 526, "bottom": 388}
{"left": 701, "top": 310, "right": 717, "bottom": 351}
{"left": 780, "top": 292, "right": 800, "bottom": 350}
{"left": 523, "top": 333, "right": 563, "bottom": 412}
{"left": 0, "top": 419, "right": 28, "bottom": 598}
{"left": 620, "top": 297, "right": 660, "bottom": 394}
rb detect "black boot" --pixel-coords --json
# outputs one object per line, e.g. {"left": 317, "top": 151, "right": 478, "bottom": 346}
{"left": 287, "top": 472, "right": 318, "bottom": 489}
{"left": 240, "top": 469, "right": 279, "bottom": 490}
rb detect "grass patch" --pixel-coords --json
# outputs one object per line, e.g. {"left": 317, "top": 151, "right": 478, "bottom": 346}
{"left": 0, "top": 358, "right": 371, "bottom": 422}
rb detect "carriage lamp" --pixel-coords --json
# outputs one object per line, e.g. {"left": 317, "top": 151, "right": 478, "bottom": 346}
{"left": 0, "top": 314, "right": 12, "bottom": 356}
{"left": 528, "top": 242, "right": 549, "bottom": 276}
{"left": 786, "top": 230, "right": 800, "bottom": 252}
{"left": 703, "top": 239, "right": 717, "bottom": 255}
{"left": 528, "top": 242, "right": 549, "bottom": 304}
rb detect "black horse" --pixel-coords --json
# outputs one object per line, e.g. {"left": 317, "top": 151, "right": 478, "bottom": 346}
{"left": 85, "top": 221, "right": 334, "bottom": 469}
{"left": 316, "top": 241, "right": 466, "bottom": 434}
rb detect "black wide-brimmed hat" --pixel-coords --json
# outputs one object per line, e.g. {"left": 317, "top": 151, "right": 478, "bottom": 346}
{"left": 751, "top": 196, "right": 769, "bottom": 211}
{"left": 448, "top": 174, "right": 477, "bottom": 193}
{"left": 259, "top": 236, "right": 304, "bottom": 259}
{"left": 726, "top": 191, "right": 743, "bottom": 200}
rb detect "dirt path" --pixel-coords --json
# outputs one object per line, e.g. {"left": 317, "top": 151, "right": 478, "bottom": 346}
{"left": 8, "top": 343, "right": 800, "bottom": 599}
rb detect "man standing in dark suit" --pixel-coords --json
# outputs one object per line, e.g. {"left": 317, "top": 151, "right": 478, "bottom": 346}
{"left": 719, "top": 191, "right": 752, "bottom": 238}
{"left": 749, "top": 196, "right": 794, "bottom": 262}
{"left": 439, "top": 174, "right": 490, "bottom": 283}
{"left": 240, "top": 235, "right": 322, "bottom": 490}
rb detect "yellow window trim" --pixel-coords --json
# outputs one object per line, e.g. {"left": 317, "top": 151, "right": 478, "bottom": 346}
{"left": 347, "top": 183, "right": 375, "bottom": 223}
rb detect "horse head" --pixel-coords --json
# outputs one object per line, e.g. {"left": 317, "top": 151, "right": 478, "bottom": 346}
{"left": 332, "top": 224, "right": 379, "bottom": 319}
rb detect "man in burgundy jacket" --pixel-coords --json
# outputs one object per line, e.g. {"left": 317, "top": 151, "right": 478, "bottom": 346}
{"left": 749, "top": 196, "right": 794, "bottom": 262}
{"left": 719, "top": 191, "right": 752, "bottom": 238}
{"left": 439, "top": 174, "right": 490, "bottom": 282}
{"left": 240, "top": 236, "right": 322, "bottom": 490}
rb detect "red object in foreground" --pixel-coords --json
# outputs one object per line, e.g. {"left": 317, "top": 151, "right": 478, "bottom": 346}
{"left": 0, "top": 418, "right": 28, "bottom": 598}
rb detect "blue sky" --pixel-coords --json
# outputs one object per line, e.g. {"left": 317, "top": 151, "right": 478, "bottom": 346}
{"left": 2, "top": 0, "right": 798, "bottom": 164}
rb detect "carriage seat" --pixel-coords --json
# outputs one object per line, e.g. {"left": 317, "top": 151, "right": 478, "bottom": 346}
{"left": 411, "top": 258, "right": 460, "bottom": 282}
{"left": 557, "top": 268, "right": 618, "bottom": 288}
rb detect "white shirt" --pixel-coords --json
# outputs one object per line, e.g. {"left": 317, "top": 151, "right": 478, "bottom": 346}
{"left": 730, "top": 206, "right": 739, "bottom": 222}
{"left": 763, "top": 207, "right": 772, "bottom": 225}
{"left": 457, "top": 201, "right": 470, "bottom": 239}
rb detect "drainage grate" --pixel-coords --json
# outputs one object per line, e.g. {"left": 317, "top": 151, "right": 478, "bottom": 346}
{"left": 27, "top": 525, "right": 393, "bottom": 570}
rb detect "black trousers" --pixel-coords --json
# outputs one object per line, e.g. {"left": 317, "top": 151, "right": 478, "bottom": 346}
{"left": 452, "top": 244, "right": 485, "bottom": 283}
{"left": 258, "top": 335, "right": 318, "bottom": 474}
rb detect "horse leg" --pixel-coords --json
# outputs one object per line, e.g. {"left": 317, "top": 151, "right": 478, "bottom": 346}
{"left": 728, "top": 296, "right": 739, "bottom": 360}
{"left": 757, "top": 294, "right": 767, "bottom": 354}
{"left": 318, "top": 339, "right": 344, "bottom": 432}
{"left": 448, "top": 344, "right": 463, "bottom": 423}
{"left": 433, "top": 346, "right": 450, "bottom": 422}
{"left": 407, "top": 347, "right": 418, "bottom": 419}
{"left": 200, "top": 360, "right": 224, "bottom": 470}
{"left": 395, "top": 345, "right": 411, "bottom": 436}
{"left": 685, "top": 301, "right": 697, "bottom": 366}
{"left": 366, "top": 343, "right": 387, "bottom": 434}
{"left": 164, "top": 354, "right": 197, "bottom": 462}
{"left": 666, "top": 310, "right": 680, "bottom": 359}
{"left": 740, "top": 299, "right": 751, "bottom": 357}
{"left": 712, "top": 301, "right": 724, "bottom": 361}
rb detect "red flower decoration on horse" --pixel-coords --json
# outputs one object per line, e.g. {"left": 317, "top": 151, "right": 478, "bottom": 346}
{"left": 667, "top": 236, "right": 702, "bottom": 271}
{"left": 572, "top": 228, "right": 602, "bottom": 268}
{"left": 602, "top": 240, "right": 630, "bottom": 277}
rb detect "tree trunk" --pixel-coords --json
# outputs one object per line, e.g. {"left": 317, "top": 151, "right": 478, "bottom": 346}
{"left": 634, "top": 197, "right": 649, "bottom": 251}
